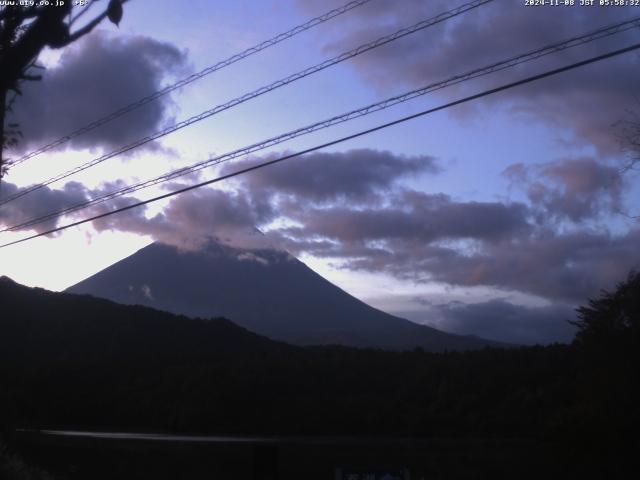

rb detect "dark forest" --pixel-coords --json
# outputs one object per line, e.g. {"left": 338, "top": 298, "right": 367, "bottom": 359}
{"left": 1, "top": 273, "right": 638, "bottom": 478}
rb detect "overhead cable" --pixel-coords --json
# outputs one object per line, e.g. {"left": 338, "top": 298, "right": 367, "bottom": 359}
{"left": 0, "top": 0, "right": 493, "bottom": 206}
{"left": 3, "top": 14, "right": 638, "bottom": 233}
{"left": 6, "top": 0, "right": 374, "bottom": 169}
{"left": 2, "top": 40, "right": 639, "bottom": 249}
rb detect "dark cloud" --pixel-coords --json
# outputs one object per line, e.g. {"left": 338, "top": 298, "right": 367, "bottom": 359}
{"left": 308, "top": 228, "right": 640, "bottom": 303}
{"left": 91, "top": 149, "right": 440, "bottom": 249}
{"left": 212, "top": 152, "right": 633, "bottom": 302}
{"left": 275, "top": 190, "right": 530, "bottom": 245}
{"left": 300, "top": 0, "right": 640, "bottom": 153}
{"left": 0, "top": 181, "right": 89, "bottom": 233}
{"left": 8, "top": 31, "right": 188, "bottom": 154}
{"left": 429, "top": 299, "right": 577, "bottom": 345}
{"left": 3, "top": 148, "right": 635, "bottom": 306}
{"left": 222, "top": 148, "right": 440, "bottom": 205}
{"left": 504, "top": 157, "right": 625, "bottom": 222}
{"left": 0, "top": 148, "right": 434, "bottom": 246}
{"left": 0, "top": 179, "right": 156, "bottom": 236}
{"left": 90, "top": 187, "right": 275, "bottom": 251}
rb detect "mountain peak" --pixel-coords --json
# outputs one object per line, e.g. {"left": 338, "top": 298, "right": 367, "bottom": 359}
{"left": 67, "top": 242, "right": 499, "bottom": 351}
{"left": 0, "top": 275, "right": 17, "bottom": 285}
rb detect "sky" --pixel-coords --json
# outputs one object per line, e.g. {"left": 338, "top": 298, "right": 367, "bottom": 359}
{"left": 1, "top": 0, "right": 639, "bottom": 345}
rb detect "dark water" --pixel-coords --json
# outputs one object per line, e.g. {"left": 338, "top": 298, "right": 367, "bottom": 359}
{"left": 26, "top": 429, "right": 286, "bottom": 444}
{"left": 12, "top": 429, "right": 550, "bottom": 480}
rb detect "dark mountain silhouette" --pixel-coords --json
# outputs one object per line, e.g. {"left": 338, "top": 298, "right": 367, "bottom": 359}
{"left": 0, "top": 274, "right": 290, "bottom": 367}
{"left": 1, "top": 272, "right": 638, "bottom": 479}
{"left": 66, "top": 241, "right": 499, "bottom": 351}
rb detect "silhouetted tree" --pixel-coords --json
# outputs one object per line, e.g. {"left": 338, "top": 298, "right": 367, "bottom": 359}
{"left": 572, "top": 270, "right": 640, "bottom": 353}
{"left": 0, "top": 0, "right": 128, "bottom": 179}
{"left": 569, "top": 271, "right": 640, "bottom": 472}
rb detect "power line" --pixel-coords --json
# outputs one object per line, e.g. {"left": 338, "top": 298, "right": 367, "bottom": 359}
{"left": 3, "top": 15, "right": 638, "bottom": 234}
{"left": 5, "top": 0, "right": 373, "bottom": 169}
{"left": 2, "top": 41, "right": 639, "bottom": 249}
{"left": 0, "top": 0, "right": 494, "bottom": 207}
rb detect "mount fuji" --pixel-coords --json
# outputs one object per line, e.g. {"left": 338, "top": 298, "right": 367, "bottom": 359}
{"left": 67, "top": 241, "right": 499, "bottom": 351}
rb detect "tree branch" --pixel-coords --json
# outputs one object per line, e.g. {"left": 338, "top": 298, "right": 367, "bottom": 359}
{"left": 69, "top": 1, "right": 99, "bottom": 27}
{"left": 65, "top": 10, "right": 108, "bottom": 44}
{"left": 65, "top": 0, "right": 131, "bottom": 45}
{"left": 19, "top": 74, "right": 42, "bottom": 81}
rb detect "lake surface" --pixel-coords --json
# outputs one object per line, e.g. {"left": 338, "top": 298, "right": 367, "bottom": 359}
{"left": 24, "top": 429, "right": 286, "bottom": 444}
{"left": 20, "top": 428, "right": 458, "bottom": 445}
{"left": 13, "top": 428, "right": 549, "bottom": 480}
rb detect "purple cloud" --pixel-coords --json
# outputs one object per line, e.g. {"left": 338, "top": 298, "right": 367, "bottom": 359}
{"left": 7, "top": 31, "right": 189, "bottom": 155}
{"left": 0, "top": 181, "right": 89, "bottom": 233}
{"left": 222, "top": 148, "right": 440, "bottom": 204}
{"left": 503, "top": 156, "right": 625, "bottom": 222}
{"left": 301, "top": 0, "right": 640, "bottom": 153}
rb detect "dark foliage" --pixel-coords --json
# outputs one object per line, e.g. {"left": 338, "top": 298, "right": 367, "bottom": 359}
{"left": 573, "top": 270, "right": 640, "bottom": 350}
{"left": 566, "top": 271, "right": 640, "bottom": 468}
{"left": 0, "top": 442, "right": 53, "bottom": 480}
{"left": 0, "top": 274, "right": 638, "bottom": 475}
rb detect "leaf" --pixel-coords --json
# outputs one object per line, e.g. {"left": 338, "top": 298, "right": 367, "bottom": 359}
{"left": 107, "top": 0, "right": 123, "bottom": 27}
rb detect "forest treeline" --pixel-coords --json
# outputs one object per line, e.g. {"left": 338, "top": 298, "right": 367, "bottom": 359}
{"left": 0, "top": 273, "right": 638, "bottom": 471}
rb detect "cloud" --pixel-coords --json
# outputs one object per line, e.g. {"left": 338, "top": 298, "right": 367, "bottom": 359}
{"left": 7, "top": 30, "right": 189, "bottom": 154}
{"left": 89, "top": 149, "right": 439, "bottom": 249}
{"left": 25, "top": 148, "right": 432, "bottom": 249}
{"left": 301, "top": 0, "right": 640, "bottom": 153}
{"left": 275, "top": 190, "right": 531, "bottom": 246}
{"left": 429, "top": 299, "right": 577, "bottom": 345}
{"left": 0, "top": 179, "right": 158, "bottom": 236}
{"left": 222, "top": 148, "right": 440, "bottom": 205}
{"left": 237, "top": 251, "right": 270, "bottom": 266}
{"left": 216, "top": 162, "right": 634, "bottom": 302}
{"left": 313, "top": 228, "right": 640, "bottom": 303}
{"left": 503, "top": 156, "right": 625, "bottom": 222}
{"left": 3, "top": 147, "right": 634, "bottom": 307}
{"left": 0, "top": 181, "right": 89, "bottom": 233}
{"left": 89, "top": 186, "right": 274, "bottom": 251}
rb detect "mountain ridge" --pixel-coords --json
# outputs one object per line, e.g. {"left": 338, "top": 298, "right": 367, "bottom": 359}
{"left": 0, "top": 275, "right": 292, "bottom": 366}
{"left": 66, "top": 241, "right": 502, "bottom": 351}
